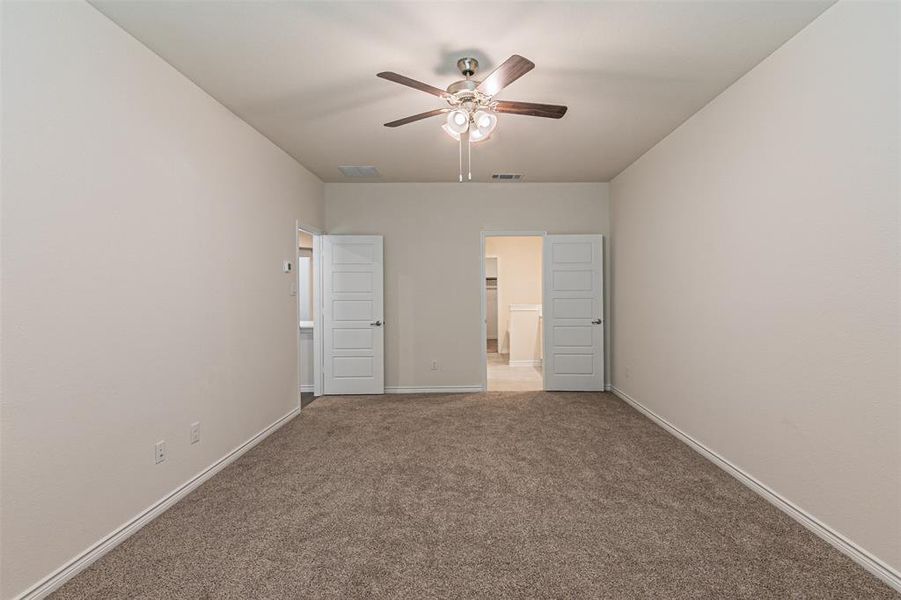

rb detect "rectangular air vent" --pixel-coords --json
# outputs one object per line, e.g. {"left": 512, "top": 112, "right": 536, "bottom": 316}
{"left": 490, "top": 173, "right": 523, "bottom": 182}
{"left": 338, "top": 165, "right": 380, "bottom": 178}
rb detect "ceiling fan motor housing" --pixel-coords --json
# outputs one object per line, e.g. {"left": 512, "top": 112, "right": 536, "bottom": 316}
{"left": 446, "top": 79, "right": 478, "bottom": 95}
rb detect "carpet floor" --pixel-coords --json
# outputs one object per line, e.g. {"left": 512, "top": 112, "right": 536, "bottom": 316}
{"left": 52, "top": 392, "right": 897, "bottom": 599}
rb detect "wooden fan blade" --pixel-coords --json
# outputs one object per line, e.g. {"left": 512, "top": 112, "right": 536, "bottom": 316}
{"left": 377, "top": 72, "right": 448, "bottom": 98}
{"left": 494, "top": 100, "right": 568, "bottom": 119}
{"left": 477, "top": 55, "right": 535, "bottom": 96}
{"left": 384, "top": 108, "right": 449, "bottom": 128}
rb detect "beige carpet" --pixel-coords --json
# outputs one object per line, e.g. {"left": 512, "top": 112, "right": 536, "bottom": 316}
{"left": 52, "top": 392, "right": 897, "bottom": 599}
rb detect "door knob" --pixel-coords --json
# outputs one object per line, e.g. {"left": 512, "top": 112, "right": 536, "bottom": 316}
{"left": 592, "top": 319, "right": 603, "bottom": 325}
{"left": 371, "top": 320, "right": 383, "bottom": 326}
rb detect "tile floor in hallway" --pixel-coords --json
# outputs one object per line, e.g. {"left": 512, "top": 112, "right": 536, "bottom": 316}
{"left": 487, "top": 341, "right": 543, "bottom": 391}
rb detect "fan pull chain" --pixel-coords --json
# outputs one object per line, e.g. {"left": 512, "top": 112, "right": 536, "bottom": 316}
{"left": 467, "top": 134, "right": 472, "bottom": 181}
{"left": 458, "top": 136, "right": 463, "bottom": 183}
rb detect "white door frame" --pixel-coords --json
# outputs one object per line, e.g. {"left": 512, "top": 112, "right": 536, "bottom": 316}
{"left": 295, "top": 222, "right": 324, "bottom": 405}
{"left": 479, "top": 230, "right": 546, "bottom": 391}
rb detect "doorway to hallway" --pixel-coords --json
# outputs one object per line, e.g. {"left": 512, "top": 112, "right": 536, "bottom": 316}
{"left": 483, "top": 234, "right": 544, "bottom": 391}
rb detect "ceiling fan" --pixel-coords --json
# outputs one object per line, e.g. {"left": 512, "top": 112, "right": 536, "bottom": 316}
{"left": 377, "top": 55, "right": 567, "bottom": 181}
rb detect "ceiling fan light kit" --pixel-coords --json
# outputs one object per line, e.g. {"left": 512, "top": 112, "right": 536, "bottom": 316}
{"left": 378, "top": 55, "right": 567, "bottom": 182}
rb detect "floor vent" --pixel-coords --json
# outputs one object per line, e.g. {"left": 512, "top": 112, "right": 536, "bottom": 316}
{"left": 338, "top": 165, "right": 380, "bottom": 178}
{"left": 490, "top": 173, "right": 523, "bottom": 182}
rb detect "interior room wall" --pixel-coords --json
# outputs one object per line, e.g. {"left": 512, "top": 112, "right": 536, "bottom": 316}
{"left": 610, "top": 0, "right": 899, "bottom": 577}
{"left": 324, "top": 183, "right": 610, "bottom": 391}
{"left": 485, "top": 236, "right": 543, "bottom": 355}
{"left": 0, "top": 2, "right": 324, "bottom": 598}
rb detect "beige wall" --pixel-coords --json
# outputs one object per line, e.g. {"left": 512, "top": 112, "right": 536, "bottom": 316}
{"left": 611, "top": 0, "right": 899, "bottom": 575}
{"left": 325, "top": 183, "right": 610, "bottom": 390}
{"left": 485, "top": 236, "right": 542, "bottom": 355}
{"left": 0, "top": 3, "right": 323, "bottom": 598}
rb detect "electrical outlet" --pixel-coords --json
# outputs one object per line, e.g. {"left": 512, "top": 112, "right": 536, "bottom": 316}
{"left": 190, "top": 422, "right": 200, "bottom": 445}
{"left": 431, "top": 360, "right": 439, "bottom": 371}
{"left": 154, "top": 440, "right": 166, "bottom": 464}
{"left": 625, "top": 367, "right": 631, "bottom": 380}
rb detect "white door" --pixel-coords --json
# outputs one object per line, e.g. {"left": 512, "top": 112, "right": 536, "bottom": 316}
{"left": 322, "top": 235, "right": 384, "bottom": 395}
{"left": 542, "top": 235, "right": 605, "bottom": 391}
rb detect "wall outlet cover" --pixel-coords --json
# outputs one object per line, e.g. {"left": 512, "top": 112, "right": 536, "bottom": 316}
{"left": 154, "top": 441, "right": 166, "bottom": 464}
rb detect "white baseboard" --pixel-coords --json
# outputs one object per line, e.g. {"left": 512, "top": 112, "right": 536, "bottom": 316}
{"left": 299, "top": 384, "right": 314, "bottom": 392}
{"left": 15, "top": 407, "right": 302, "bottom": 600}
{"left": 508, "top": 359, "right": 542, "bottom": 367}
{"left": 611, "top": 386, "right": 901, "bottom": 593}
{"left": 385, "top": 385, "right": 484, "bottom": 394}
{"left": 384, "top": 384, "right": 611, "bottom": 394}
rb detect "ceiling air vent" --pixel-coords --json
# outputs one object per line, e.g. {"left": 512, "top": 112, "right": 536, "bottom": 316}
{"left": 491, "top": 173, "right": 523, "bottom": 182}
{"left": 338, "top": 165, "right": 380, "bottom": 178}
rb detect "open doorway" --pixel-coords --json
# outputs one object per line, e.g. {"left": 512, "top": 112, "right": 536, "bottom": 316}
{"left": 297, "top": 226, "right": 319, "bottom": 407}
{"left": 482, "top": 234, "right": 544, "bottom": 391}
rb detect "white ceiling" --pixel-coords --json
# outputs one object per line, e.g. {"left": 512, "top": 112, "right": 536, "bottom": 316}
{"left": 91, "top": 1, "right": 832, "bottom": 183}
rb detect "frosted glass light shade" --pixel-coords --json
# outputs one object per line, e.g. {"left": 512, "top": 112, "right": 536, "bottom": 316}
{"left": 473, "top": 110, "right": 497, "bottom": 137}
{"left": 446, "top": 110, "right": 470, "bottom": 134}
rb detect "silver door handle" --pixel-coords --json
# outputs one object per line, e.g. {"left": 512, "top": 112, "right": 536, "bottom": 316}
{"left": 371, "top": 320, "right": 383, "bottom": 326}
{"left": 592, "top": 319, "right": 603, "bottom": 325}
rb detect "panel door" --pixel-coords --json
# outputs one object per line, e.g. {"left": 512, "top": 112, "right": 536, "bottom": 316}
{"left": 322, "top": 235, "right": 384, "bottom": 395}
{"left": 542, "top": 235, "right": 604, "bottom": 391}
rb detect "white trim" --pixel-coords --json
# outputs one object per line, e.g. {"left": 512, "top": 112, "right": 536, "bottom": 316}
{"left": 297, "top": 223, "right": 324, "bottom": 403}
{"left": 14, "top": 407, "right": 301, "bottom": 600}
{"left": 508, "top": 359, "right": 543, "bottom": 367}
{"left": 296, "top": 224, "right": 324, "bottom": 401}
{"left": 480, "top": 234, "right": 487, "bottom": 391}
{"left": 611, "top": 386, "right": 901, "bottom": 593}
{"left": 295, "top": 223, "right": 303, "bottom": 409}
{"left": 297, "top": 222, "right": 323, "bottom": 236}
{"left": 385, "top": 385, "right": 483, "bottom": 394}
{"left": 509, "top": 303, "right": 541, "bottom": 312}
{"left": 299, "top": 384, "right": 314, "bottom": 393}
{"left": 312, "top": 233, "right": 323, "bottom": 397}
{"left": 481, "top": 230, "right": 548, "bottom": 237}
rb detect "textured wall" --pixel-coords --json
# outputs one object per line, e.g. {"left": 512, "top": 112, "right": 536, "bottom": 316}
{"left": 1, "top": 2, "right": 323, "bottom": 597}
{"left": 611, "top": 0, "right": 899, "bottom": 574}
